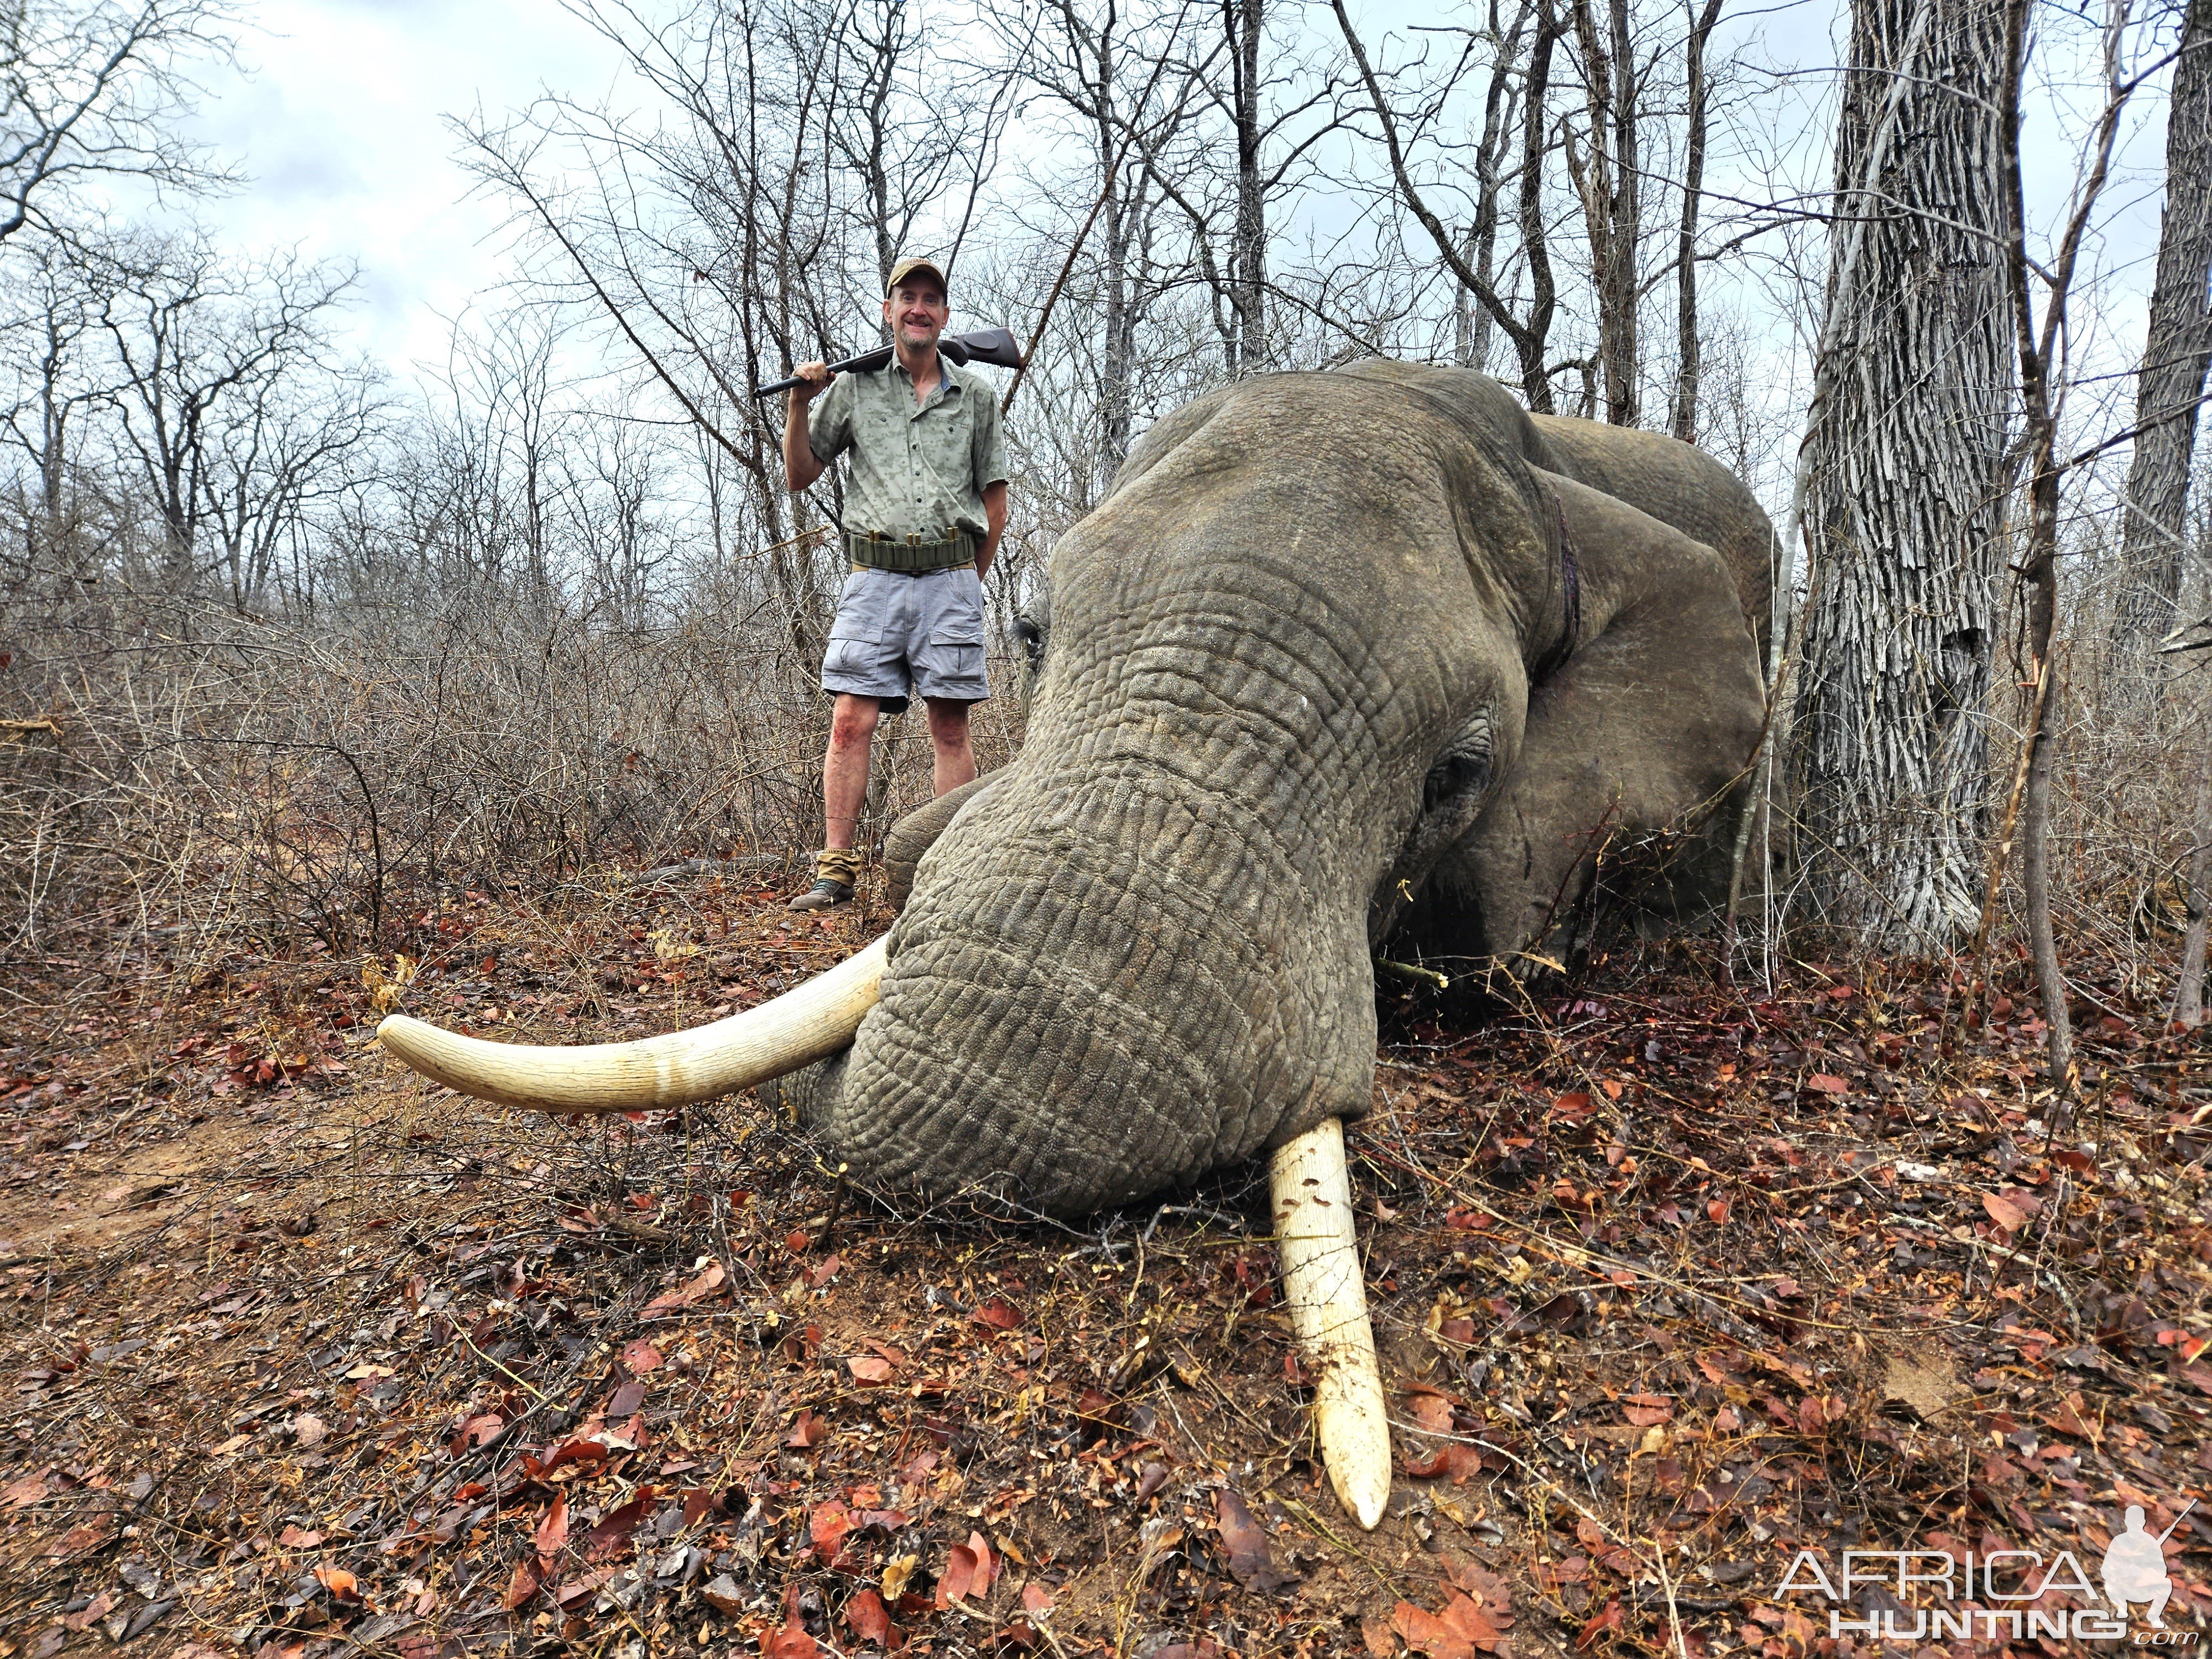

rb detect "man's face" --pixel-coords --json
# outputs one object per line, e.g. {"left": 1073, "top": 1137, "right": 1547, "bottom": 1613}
{"left": 884, "top": 279, "right": 947, "bottom": 353}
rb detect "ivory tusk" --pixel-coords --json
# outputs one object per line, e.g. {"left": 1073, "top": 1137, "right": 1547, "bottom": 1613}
{"left": 375, "top": 935, "right": 889, "bottom": 1113}
{"left": 382, "top": 936, "right": 1392, "bottom": 1524}
{"left": 1270, "top": 1117, "right": 1391, "bottom": 1530}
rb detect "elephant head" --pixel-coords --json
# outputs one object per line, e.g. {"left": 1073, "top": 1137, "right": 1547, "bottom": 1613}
{"left": 375, "top": 363, "right": 1770, "bottom": 1525}
{"left": 773, "top": 364, "right": 1766, "bottom": 1214}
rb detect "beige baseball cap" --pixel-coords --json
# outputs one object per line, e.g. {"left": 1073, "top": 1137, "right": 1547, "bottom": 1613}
{"left": 885, "top": 255, "right": 948, "bottom": 298}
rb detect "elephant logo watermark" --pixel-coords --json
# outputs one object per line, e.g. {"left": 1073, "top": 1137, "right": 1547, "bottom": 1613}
{"left": 1764, "top": 1499, "right": 2199, "bottom": 1645}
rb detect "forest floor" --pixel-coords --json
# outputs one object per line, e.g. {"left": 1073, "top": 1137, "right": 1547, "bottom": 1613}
{"left": 2, "top": 867, "right": 2209, "bottom": 1659}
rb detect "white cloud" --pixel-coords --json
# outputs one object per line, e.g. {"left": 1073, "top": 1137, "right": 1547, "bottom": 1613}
{"left": 176, "top": 0, "right": 623, "bottom": 376}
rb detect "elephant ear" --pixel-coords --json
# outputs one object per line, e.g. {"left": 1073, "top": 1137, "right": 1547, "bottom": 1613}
{"left": 1431, "top": 470, "right": 1764, "bottom": 966}
{"left": 882, "top": 773, "right": 1000, "bottom": 912}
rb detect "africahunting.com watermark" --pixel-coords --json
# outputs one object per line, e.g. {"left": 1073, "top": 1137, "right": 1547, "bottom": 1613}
{"left": 1771, "top": 1501, "right": 2199, "bottom": 1644}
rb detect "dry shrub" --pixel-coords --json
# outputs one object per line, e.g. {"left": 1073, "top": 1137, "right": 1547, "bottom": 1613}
{"left": 5, "top": 523, "right": 2201, "bottom": 1017}
{"left": 1, "top": 574, "right": 1025, "bottom": 962}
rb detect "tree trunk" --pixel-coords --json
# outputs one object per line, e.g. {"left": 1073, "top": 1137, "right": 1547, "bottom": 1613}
{"left": 1453, "top": 222, "right": 1482, "bottom": 368}
{"left": 1671, "top": 0, "right": 1725, "bottom": 442}
{"left": 1568, "top": 0, "right": 1640, "bottom": 425}
{"left": 1094, "top": 22, "right": 1136, "bottom": 479}
{"left": 2179, "top": 719, "right": 2212, "bottom": 1026}
{"left": 2111, "top": 0, "right": 2212, "bottom": 669}
{"left": 1228, "top": 0, "right": 1267, "bottom": 376}
{"left": 1461, "top": 0, "right": 1530, "bottom": 374}
{"left": 1793, "top": 0, "right": 2014, "bottom": 948}
{"left": 1513, "top": 0, "right": 1562, "bottom": 410}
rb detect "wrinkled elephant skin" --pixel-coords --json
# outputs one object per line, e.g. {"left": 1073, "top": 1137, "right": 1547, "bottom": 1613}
{"left": 782, "top": 363, "right": 1769, "bottom": 1217}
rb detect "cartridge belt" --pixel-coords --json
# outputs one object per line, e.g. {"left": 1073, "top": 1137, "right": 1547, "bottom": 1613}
{"left": 846, "top": 528, "right": 975, "bottom": 573}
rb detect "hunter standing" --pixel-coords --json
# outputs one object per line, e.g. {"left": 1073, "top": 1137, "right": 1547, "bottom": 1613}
{"left": 782, "top": 255, "right": 1010, "bottom": 910}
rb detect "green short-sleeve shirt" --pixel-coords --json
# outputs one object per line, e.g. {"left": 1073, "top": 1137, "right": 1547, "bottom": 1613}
{"left": 806, "top": 355, "right": 1010, "bottom": 541}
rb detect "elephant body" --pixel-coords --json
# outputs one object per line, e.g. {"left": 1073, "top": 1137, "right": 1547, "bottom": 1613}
{"left": 782, "top": 362, "right": 1771, "bottom": 1217}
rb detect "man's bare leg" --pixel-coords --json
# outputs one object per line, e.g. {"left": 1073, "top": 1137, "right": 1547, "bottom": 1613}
{"left": 794, "top": 695, "right": 880, "bottom": 909}
{"left": 925, "top": 697, "right": 977, "bottom": 797}
{"left": 823, "top": 694, "right": 882, "bottom": 848}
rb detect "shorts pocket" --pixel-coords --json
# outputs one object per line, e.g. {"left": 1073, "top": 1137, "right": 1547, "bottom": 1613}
{"left": 932, "top": 617, "right": 984, "bottom": 647}
{"left": 829, "top": 573, "right": 886, "bottom": 643}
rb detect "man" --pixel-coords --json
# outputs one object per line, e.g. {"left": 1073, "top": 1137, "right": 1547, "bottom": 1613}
{"left": 782, "top": 255, "right": 1010, "bottom": 910}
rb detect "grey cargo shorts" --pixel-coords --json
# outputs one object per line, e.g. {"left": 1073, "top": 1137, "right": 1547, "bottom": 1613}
{"left": 821, "top": 564, "right": 990, "bottom": 713}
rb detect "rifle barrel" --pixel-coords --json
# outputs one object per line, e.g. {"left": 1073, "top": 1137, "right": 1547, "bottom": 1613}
{"left": 752, "top": 328, "right": 1019, "bottom": 399}
{"left": 2155, "top": 1496, "right": 2198, "bottom": 1545}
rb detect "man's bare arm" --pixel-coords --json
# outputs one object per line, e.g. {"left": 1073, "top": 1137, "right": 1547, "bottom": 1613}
{"left": 979, "top": 480, "right": 1008, "bottom": 578}
{"left": 783, "top": 362, "right": 831, "bottom": 492}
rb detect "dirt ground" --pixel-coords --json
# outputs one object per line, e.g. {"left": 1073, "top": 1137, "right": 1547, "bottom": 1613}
{"left": 3, "top": 868, "right": 2209, "bottom": 1658}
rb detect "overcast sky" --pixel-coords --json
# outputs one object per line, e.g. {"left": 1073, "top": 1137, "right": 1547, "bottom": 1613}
{"left": 170, "top": 0, "right": 2173, "bottom": 428}
{"left": 180, "top": 0, "right": 620, "bottom": 377}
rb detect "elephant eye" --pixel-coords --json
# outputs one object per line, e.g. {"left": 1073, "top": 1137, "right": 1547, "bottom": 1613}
{"left": 1422, "top": 728, "right": 1494, "bottom": 816}
{"left": 1013, "top": 614, "right": 1047, "bottom": 672}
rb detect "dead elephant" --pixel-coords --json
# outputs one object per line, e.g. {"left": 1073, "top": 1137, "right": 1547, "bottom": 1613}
{"left": 377, "top": 361, "right": 1773, "bottom": 1525}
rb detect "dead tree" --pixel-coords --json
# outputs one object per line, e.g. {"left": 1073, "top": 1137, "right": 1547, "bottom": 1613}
{"left": 1792, "top": 0, "right": 2015, "bottom": 948}
{"left": 0, "top": 0, "right": 238, "bottom": 243}
{"left": 1669, "top": 0, "right": 1725, "bottom": 441}
{"left": 2111, "top": 0, "right": 2212, "bottom": 673}
{"left": 1564, "top": 0, "right": 1642, "bottom": 425}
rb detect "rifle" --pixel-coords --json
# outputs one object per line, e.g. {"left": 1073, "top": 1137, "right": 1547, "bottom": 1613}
{"left": 753, "top": 327, "right": 1023, "bottom": 398}
{"left": 2154, "top": 1497, "right": 2198, "bottom": 1546}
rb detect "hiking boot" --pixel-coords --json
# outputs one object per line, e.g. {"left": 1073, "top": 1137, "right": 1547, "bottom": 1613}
{"left": 789, "top": 848, "right": 862, "bottom": 911}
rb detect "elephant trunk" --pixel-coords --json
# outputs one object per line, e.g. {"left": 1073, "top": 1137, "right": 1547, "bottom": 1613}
{"left": 793, "top": 763, "right": 1372, "bottom": 1217}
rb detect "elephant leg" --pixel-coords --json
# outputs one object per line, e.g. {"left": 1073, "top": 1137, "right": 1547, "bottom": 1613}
{"left": 1428, "top": 473, "right": 1765, "bottom": 966}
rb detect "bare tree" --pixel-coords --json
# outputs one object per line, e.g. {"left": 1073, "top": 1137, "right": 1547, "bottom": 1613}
{"left": 0, "top": 0, "right": 239, "bottom": 242}
{"left": 1997, "top": 0, "right": 2154, "bottom": 1089}
{"left": 1668, "top": 0, "right": 1725, "bottom": 440}
{"left": 1007, "top": 0, "right": 1204, "bottom": 479}
{"left": 1331, "top": 0, "right": 1563, "bottom": 410}
{"left": 1791, "top": 0, "right": 2016, "bottom": 948}
{"left": 197, "top": 342, "right": 380, "bottom": 613}
{"left": 2111, "top": 0, "right": 2212, "bottom": 670}
{"left": 0, "top": 231, "right": 105, "bottom": 568}
{"left": 1563, "top": 0, "right": 1642, "bottom": 424}
{"left": 831, "top": 0, "right": 1002, "bottom": 299}
{"left": 1457, "top": 0, "right": 1537, "bottom": 373}
{"left": 1151, "top": 0, "right": 1340, "bottom": 377}
{"left": 1224, "top": 0, "right": 1267, "bottom": 372}
{"left": 91, "top": 234, "right": 357, "bottom": 597}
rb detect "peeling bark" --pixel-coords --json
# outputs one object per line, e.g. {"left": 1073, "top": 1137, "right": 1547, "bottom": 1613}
{"left": 1793, "top": 0, "right": 2014, "bottom": 948}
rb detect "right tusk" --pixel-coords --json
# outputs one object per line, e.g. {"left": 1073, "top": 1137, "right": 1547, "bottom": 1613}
{"left": 375, "top": 935, "right": 888, "bottom": 1114}
{"left": 1271, "top": 1117, "right": 1391, "bottom": 1530}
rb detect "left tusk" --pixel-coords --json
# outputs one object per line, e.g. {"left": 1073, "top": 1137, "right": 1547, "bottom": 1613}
{"left": 1271, "top": 1117, "right": 1391, "bottom": 1529}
